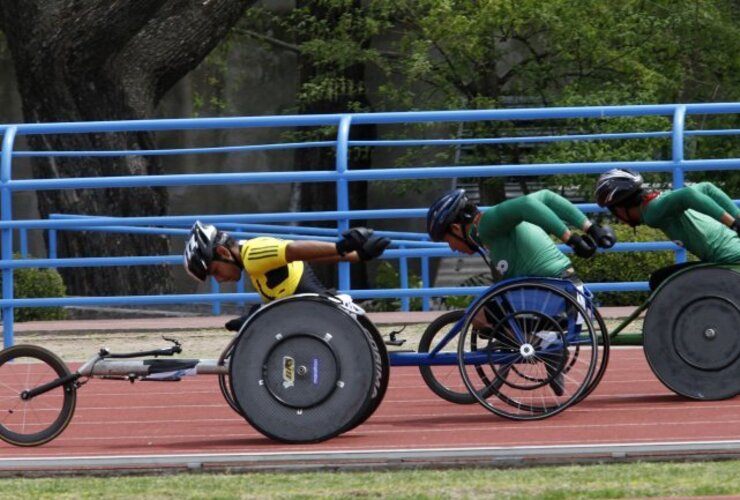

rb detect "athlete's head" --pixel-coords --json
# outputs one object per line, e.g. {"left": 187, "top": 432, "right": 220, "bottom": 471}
{"left": 183, "top": 221, "right": 240, "bottom": 282}
{"left": 595, "top": 168, "right": 644, "bottom": 209}
{"left": 427, "top": 189, "right": 479, "bottom": 254}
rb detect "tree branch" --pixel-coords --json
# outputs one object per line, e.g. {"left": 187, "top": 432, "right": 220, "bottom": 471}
{"left": 236, "top": 28, "right": 301, "bottom": 53}
{"left": 115, "top": 0, "right": 256, "bottom": 105}
{"left": 65, "top": 0, "right": 167, "bottom": 64}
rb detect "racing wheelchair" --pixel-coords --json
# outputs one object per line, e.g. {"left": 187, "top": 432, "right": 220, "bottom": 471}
{"left": 410, "top": 277, "right": 609, "bottom": 420}
{"left": 0, "top": 278, "right": 606, "bottom": 447}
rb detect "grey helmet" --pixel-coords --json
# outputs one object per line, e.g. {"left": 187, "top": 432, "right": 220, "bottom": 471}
{"left": 183, "top": 221, "right": 219, "bottom": 282}
{"left": 595, "top": 168, "right": 644, "bottom": 208}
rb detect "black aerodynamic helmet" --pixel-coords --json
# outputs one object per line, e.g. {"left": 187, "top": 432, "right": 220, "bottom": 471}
{"left": 595, "top": 168, "right": 644, "bottom": 208}
{"left": 183, "top": 221, "right": 230, "bottom": 282}
{"left": 426, "top": 188, "right": 477, "bottom": 241}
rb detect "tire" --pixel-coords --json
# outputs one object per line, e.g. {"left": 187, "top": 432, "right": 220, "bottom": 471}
{"left": 457, "top": 281, "right": 598, "bottom": 420}
{"left": 418, "top": 310, "right": 498, "bottom": 404}
{"left": 0, "top": 345, "right": 77, "bottom": 446}
{"left": 574, "top": 308, "right": 610, "bottom": 403}
{"left": 229, "top": 296, "right": 382, "bottom": 443}
{"left": 218, "top": 337, "right": 244, "bottom": 417}
{"left": 418, "top": 310, "right": 472, "bottom": 404}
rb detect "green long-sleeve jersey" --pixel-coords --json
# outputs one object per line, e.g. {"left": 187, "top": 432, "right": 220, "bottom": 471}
{"left": 474, "top": 190, "right": 588, "bottom": 279}
{"left": 641, "top": 182, "right": 740, "bottom": 262}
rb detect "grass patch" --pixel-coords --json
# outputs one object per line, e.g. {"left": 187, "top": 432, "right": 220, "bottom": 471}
{"left": 3, "top": 460, "right": 740, "bottom": 499}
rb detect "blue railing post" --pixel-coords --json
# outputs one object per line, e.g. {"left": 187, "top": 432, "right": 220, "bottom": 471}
{"left": 49, "top": 229, "right": 58, "bottom": 258}
{"left": 19, "top": 229, "right": 28, "bottom": 258}
{"left": 672, "top": 105, "right": 687, "bottom": 264}
{"left": 421, "top": 256, "right": 430, "bottom": 311}
{"left": 1, "top": 127, "right": 17, "bottom": 348}
{"left": 210, "top": 276, "right": 221, "bottom": 315}
{"left": 399, "top": 245, "right": 409, "bottom": 311}
{"left": 336, "top": 115, "right": 352, "bottom": 292}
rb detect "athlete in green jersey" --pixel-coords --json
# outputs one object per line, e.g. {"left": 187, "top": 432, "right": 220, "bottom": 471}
{"left": 595, "top": 168, "right": 740, "bottom": 289}
{"left": 427, "top": 188, "right": 616, "bottom": 281}
{"left": 427, "top": 188, "right": 616, "bottom": 395}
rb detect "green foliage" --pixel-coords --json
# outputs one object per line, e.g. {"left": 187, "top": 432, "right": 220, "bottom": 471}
{"left": 575, "top": 222, "right": 689, "bottom": 306}
{"left": 362, "top": 261, "right": 422, "bottom": 312}
{"left": 1, "top": 258, "right": 67, "bottom": 322}
{"left": 442, "top": 272, "right": 493, "bottom": 310}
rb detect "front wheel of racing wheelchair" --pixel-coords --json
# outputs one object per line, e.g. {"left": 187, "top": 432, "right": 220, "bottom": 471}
{"left": 456, "top": 279, "right": 607, "bottom": 420}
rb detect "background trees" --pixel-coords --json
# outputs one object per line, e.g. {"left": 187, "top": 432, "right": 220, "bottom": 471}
{"left": 0, "top": 0, "right": 738, "bottom": 296}
{"left": 0, "top": 0, "right": 255, "bottom": 296}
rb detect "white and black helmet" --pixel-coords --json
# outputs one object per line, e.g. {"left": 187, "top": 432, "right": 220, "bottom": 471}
{"left": 183, "top": 221, "right": 226, "bottom": 282}
{"left": 595, "top": 168, "right": 644, "bottom": 208}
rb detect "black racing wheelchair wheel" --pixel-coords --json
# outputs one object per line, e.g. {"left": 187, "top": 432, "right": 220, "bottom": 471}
{"left": 643, "top": 266, "right": 740, "bottom": 400}
{"left": 418, "top": 310, "right": 499, "bottom": 405}
{"left": 229, "top": 295, "right": 388, "bottom": 443}
{"left": 0, "top": 345, "right": 77, "bottom": 446}
{"left": 457, "top": 281, "right": 598, "bottom": 420}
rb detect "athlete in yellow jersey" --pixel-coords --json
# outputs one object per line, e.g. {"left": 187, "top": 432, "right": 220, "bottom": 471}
{"left": 183, "top": 221, "right": 390, "bottom": 330}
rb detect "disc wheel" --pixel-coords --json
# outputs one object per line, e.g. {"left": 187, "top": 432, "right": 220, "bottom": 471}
{"left": 418, "top": 310, "right": 498, "bottom": 404}
{"left": 0, "top": 345, "right": 77, "bottom": 446}
{"left": 458, "top": 281, "right": 598, "bottom": 420}
{"left": 643, "top": 266, "right": 740, "bottom": 399}
{"left": 229, "top": 296, "right": 385, "bottom": 443}
{"left": 344, "top": 315, "right": 390, "bottom": 431}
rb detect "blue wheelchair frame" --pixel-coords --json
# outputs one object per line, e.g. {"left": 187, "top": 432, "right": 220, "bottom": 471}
{"left": 388, "top": 276, "right": 597, "bottom": 367}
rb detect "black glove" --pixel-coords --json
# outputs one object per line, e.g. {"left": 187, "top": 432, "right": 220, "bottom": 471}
{"left": 587, "top": 222, "right": 617, "bottom": 249}
{"left": 731, "top": 218, "right": 740, "bottom": 237}
{"left": 356, "top": 235, "right": 391, "bottom": 261}
{"left": 567, "top": 233, "right": 597, "bottom": 258}
{"left": 335, "top": 227, "right": 374, "bottom": 256}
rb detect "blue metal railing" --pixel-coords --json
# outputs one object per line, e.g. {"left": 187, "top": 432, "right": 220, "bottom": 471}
{"left": 1, "top": 103, "right": 740, "bottom": 347}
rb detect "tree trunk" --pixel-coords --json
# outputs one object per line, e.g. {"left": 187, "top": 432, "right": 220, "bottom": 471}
{"left": 0, "top": 0, "right": 254, "bottom": 295}
{"left": 293, "top": 0, "right": 375, "bottom": 289}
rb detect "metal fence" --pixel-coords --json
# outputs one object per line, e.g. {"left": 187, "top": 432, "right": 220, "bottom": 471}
{"left": 1, "top": 103, "right": 740, "bottom": 347}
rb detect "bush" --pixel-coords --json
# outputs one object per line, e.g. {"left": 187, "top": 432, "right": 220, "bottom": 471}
{"left": 0, "top": 257, "right": 67, "bottom": 322}
{"left": 361, "top": 261, "right": 423, "bottom": 312}
{"left": 575, "top": 224, "right": 688, "bottom": 306}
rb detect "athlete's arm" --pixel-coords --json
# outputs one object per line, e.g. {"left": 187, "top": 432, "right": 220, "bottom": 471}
{"left": 527, "top": 189, "right": 590, "bottom": 231}
{"left": 478, "top": 196, "right": 571, "bottom": 242}
{"left": 285, "top": 240, "right": 360, "bottom": 263}
{"left": 691, "top": 183, "right": 740, "bottom": 225}
{"left": 648, "top": 187, "right": 733, "bottom": 225}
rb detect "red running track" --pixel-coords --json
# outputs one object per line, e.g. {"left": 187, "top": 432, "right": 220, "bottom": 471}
{"left": 1, "top": 348, "right": 740, "bottom": 472}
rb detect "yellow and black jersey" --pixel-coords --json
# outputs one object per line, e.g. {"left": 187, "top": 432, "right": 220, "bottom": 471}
{"left": 240, "top": 237, "right": 326, "bottom": 302}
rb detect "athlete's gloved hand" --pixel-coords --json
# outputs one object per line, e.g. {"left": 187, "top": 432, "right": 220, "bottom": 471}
{"left": 335, "top": 227, "right": 374, "bottom": 256}
{"left": 731, "top": 218, "right": 740, "bottom": 238}
{"left": 356, "top": 235, "right": 391, "bottom": 261}
{"left": 587, "top": 222, "right": 617, "bottom": 249}
{"left": 567, "top": 233, "right": 597, "bottom": 258}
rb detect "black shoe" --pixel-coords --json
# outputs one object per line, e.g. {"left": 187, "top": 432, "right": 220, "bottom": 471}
{"left": 225, "top": 314, "right": 250, "bottom": 332}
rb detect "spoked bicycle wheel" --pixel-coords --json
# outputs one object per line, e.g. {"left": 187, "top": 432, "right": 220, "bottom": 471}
{"left": 0, "top": 345, "right": 77, "bottom": 446}
{"left": 418, "top": 310, "right": 498, "bottom": 404}
{"left": 457, "top": 282, "right": 598, "bottom": 420}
